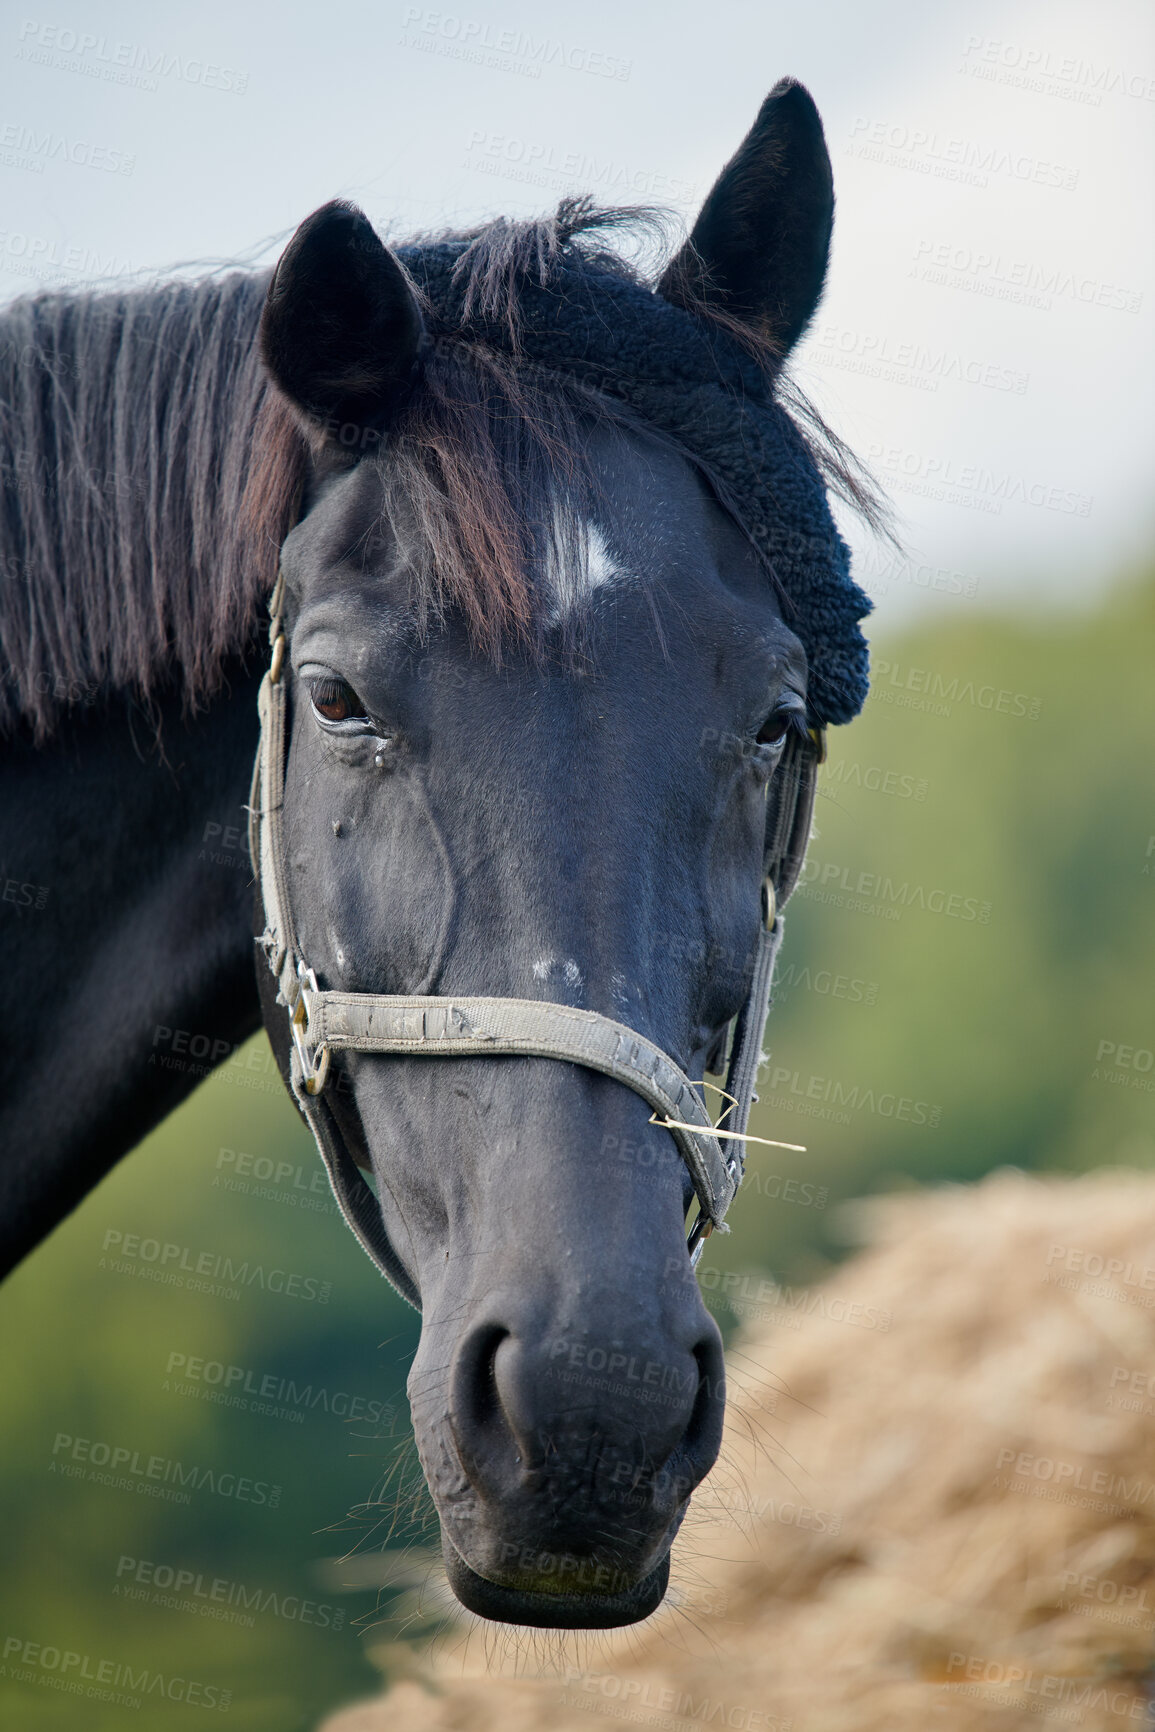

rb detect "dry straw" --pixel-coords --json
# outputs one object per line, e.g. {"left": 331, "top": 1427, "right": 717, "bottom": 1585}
{"left": 321, "top": 1168, "right": 1155, "bottom": 1732}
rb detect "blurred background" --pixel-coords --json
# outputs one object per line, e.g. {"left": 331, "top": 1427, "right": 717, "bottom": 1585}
{"left": 0, "top": 1, "right": 1151, "bottom": 1727}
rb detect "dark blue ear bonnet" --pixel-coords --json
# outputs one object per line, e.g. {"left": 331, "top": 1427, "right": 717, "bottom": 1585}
{"left": 401, "top": 238, "right": 872, "bottom": 727}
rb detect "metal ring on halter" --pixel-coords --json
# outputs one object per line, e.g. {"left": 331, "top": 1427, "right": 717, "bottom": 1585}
{"left": 762, "top": 876, "right": 777, "bottom": 931}
{"left": 687, "top": 1209, "right": 712, "bottom": 1266}
{"left": 288, "top": 964, "right": 331, "bottom": 1095}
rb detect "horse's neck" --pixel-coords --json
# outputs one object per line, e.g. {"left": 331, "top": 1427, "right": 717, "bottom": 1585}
{"left": 0, "top": 661, "right": 264, "bottom": 1275}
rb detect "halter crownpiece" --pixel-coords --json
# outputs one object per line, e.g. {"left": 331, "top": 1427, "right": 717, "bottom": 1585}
{"left": 248, "top": 570, "right": 821, "bottom": 1310}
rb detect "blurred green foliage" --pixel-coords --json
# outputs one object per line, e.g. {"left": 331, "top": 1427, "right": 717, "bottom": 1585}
{"left": 2, "top": 575, "right": 1152, "bottom": 1727}
{"left": 717, "top": 571, "right": 1155, "bottom": 1291}
{"left": 0, "top": 1064, "right": 428, "bottom": 1731}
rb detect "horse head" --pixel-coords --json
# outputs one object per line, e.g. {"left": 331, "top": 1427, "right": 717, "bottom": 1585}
{"left": 251, "top": 80, "right": 866, "bottom": 1627}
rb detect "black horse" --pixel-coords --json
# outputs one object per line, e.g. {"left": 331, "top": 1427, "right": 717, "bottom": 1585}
{"left": 0, "top": 81, "right": 875, "bottom": 1628}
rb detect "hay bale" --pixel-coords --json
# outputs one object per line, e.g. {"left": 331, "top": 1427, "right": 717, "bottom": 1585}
{"left": 321, "top": 1169, "right": 1155, "bottom": 1731}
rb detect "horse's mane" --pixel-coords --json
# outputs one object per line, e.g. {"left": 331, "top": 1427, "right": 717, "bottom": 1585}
{"left": 0, "top": 201, "right": 883, "bottom": 741}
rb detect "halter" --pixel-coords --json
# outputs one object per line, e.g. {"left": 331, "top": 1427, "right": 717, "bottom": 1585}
{"left": 248, "top": 570, "right": 821, "bottom": 1310}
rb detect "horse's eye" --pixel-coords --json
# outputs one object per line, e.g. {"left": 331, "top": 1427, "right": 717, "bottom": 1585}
{"left": 756, "top": 712, "right": 793, "bottom": 747}
{"left": 308, "top": 676, "right": 366, "bottom": 725}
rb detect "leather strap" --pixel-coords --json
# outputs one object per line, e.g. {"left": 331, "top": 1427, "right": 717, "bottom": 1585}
{"left": 307, "top": 979, "right": 781, "bottom": 1229}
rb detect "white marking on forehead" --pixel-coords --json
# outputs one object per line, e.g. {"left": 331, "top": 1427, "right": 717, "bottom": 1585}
{"left": 529, "top": 956, "right": 586, "bottom": 997}
{"left": 541, "top": 516, "right": 633, "bottom": 626}
{"left": 586, "top": 525, "right": 621, "bottom": 594}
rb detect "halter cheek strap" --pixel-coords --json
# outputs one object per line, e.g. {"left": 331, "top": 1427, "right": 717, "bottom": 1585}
{"left": 248, "top": 573, "right": 821, "bottom": 1310}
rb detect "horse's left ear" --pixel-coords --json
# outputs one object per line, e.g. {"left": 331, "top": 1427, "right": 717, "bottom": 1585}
{"left": 658, "top": 78, "right": 833, "bottom": 359}
{"left": 260, "top": 200, "right": 425, "bottom": 446}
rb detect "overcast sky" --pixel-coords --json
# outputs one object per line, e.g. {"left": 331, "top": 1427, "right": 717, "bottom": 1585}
{"left": 1, "top": 0, "right": 1151, "bottom": 630}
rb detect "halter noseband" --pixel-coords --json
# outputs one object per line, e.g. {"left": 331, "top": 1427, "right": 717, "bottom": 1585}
{"left": 248, "top": 570, "right": 821, "bottom": 1309}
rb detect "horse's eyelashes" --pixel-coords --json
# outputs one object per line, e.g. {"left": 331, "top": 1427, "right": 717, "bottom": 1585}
{"left": 756, "top": 706, "right": 808, "bottom": 749}
{"left": 756, "top": 715, "right": 790, "bottom": 747}
{"left": 308, "top": 676, "right": 367, "bottom": 725}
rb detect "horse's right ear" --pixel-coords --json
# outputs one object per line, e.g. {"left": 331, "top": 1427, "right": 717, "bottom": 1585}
{"left": 260, "top": 201, "right": 425, "bottom": 447}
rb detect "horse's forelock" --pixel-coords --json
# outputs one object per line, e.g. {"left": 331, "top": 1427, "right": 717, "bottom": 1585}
{"left": 0, "top": 201, "right": 885, "bottom": 740}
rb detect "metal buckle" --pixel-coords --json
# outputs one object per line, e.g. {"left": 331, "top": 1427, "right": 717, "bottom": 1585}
{"left": 288, "top": 963, "right": 331, "bottom": 1096}
{"left": 687, "top": 1208, "right": 712, "bottom": 1266}
{"left": 762, "top": 876, "right": 777, "bottom": 931}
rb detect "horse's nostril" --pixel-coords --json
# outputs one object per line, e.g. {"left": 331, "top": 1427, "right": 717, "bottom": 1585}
{"left": 450, "top": 1322, "right": 518, "bottom": 1488}
{"left": 682, "top": 1330, "right": 727, "bottom": 1472}
{"left": 471, "top": 1324, "right": 509, "bottom": 1424}
{"left": 449, "top": 1305, "right": 726, "bottom": 1513}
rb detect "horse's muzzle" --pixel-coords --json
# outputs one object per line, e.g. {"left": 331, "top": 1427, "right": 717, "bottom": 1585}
{"left": 441, "top": 1531, "right": 671, "bottom": 1628}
